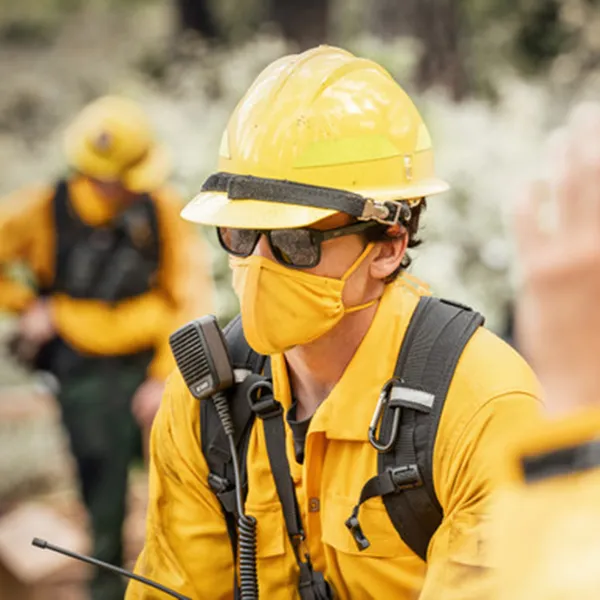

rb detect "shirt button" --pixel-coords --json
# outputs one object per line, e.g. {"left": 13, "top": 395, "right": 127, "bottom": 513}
{"left": 308, "top": 497, "right": 320, "bottom": 513}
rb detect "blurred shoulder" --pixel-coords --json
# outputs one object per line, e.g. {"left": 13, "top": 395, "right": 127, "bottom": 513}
{"left": 0, "top": 182, "right": 55, "bottom": 216}
{"left": 456, "top": 326, "right": 541, "bottom": 400}
{"left": 150, "top": 184, "right": 186, "bottom": 214}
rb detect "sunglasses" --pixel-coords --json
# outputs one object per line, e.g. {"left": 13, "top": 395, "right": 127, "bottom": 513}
{"left": 217, "top": 221, "right": 379, "bottom": 269}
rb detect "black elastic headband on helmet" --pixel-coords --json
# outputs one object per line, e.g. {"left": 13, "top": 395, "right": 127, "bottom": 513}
{"left": 201, "top": 171, "right": 411, "bottom": 225}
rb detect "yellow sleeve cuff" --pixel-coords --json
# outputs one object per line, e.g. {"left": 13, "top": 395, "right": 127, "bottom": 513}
{"left": 0, "top": 280, "right": 36, "bottom": 313}
{"left": 508, "top": 408, "right": 600, "bottom": 483}
{"left": 50, "top": 292, "right": 170, "bottom": 356}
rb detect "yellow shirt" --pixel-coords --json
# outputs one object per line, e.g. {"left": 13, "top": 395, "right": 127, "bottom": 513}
{"left": 0, "top": 177, "right": 214, "bottom": 379}
{"left": 128, "top": 276, "right": 542, "bottom": 599}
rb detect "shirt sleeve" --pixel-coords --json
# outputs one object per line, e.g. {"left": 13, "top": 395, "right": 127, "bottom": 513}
{"left": 126, "top": 372, "right": 235, "bottom": 600}
{"left": 0, "top": 185, "right": 54, "bottom": 312}
{"left": 419, "top": 391, "right": 543, "bottom": 600}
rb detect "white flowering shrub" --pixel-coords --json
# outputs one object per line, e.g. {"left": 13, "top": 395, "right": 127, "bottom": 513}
{"left": 3, "top": 0, "right": 600, "bottom": 497}
{"left": 0, "top": 1, "right": 596, "bottom": 333}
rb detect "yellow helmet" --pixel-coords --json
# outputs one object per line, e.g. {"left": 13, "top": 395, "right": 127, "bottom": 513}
{"left": 183, "top": 45, "right": 449, "bottom": 229}
{"left": 64, "top": 95, "right": 171, "bottom": 193}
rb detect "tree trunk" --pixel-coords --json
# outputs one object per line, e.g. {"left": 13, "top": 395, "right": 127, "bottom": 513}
{"left": 370, "top": 0, "right": 469, "bottom": 101}
{"left": 416, "top": 0, "right": 469, "bottom": 101}
{"left": 269, "top": 0, "right": 329, "bottom": 50}
{"left": 175, "top": 0, "right": 221, "bottom": 40}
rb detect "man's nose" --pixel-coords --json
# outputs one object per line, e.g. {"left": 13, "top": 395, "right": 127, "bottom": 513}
{"left": 253, "top": 234, "right": 275, "bottom": 260}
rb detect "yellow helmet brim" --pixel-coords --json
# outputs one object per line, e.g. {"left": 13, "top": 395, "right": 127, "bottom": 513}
{"left": 123, "top": 144, "right": 172, "bottom": 193}
{"left": 181, "top": 191, "right": 338, "bottom": 229}
{"left": 64, "top": 100, "right": 171, "bottom": 193}
{"left": 65, "top": 132, "right": 171, "bottom": 192}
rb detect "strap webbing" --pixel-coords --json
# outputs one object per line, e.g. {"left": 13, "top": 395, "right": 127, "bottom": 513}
{"left": 346, "top": 296, "right": 484, "bottom": 560}
{"left": 250, "top": 392, "right": 304, "bottom": 545}
{"left": 382, "top": 297, "right": 484, "bottom": 560}
{"left": 250, "top": 388, "right": 333, "bottom": 599}
{"left": 202, "top": 172, "right": 403, "bottom": 224}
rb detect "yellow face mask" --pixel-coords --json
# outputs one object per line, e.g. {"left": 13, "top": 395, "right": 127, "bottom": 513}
{"left": 230, "top": 243, "right": 377, "bottom": 355}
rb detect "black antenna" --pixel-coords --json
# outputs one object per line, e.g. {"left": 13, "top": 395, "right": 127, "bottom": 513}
{"left": 31, "top": 538, "right": 192, "bottom": 600}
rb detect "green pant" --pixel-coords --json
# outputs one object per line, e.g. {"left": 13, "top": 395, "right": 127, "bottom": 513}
{"left": 58, "top": 357, "right": 147, "bottom": 600}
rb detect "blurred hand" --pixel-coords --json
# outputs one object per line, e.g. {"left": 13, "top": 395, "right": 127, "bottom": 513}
{"left": 131, "top": 378, "right": 166, "bottom": 429}
{"left": 515, "top": 103, "right": 600, "bottom": 416}
{"left": 19, "top": 299, "right": 55, "bottom": 347}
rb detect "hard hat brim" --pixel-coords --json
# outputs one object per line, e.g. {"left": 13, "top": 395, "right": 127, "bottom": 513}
{"left": 182, "top": 178, "right": 450, "bottom": 229}
{"left": 181, "top": 191, "right": 337, "bottom": 229}
{"left": 124, "top": 144, "right": 172, "bottom": 193}
{"left": 64, "top": 130, "right": 171, "bottom": 193}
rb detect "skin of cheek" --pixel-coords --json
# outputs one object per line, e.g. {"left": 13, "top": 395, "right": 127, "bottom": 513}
{"left": 252, "top": 211, "right": 403, "bottom": 307}
{"left": 86, "top": 176, "right": 135, "bottom": 203}
{"left": 312, "top": 236, "right": 383, "bottom": 307}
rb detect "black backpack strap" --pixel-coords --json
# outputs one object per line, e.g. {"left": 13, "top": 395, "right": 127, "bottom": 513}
{"left": 223, "top": 314, "right": 268, "bottom": 374}
{"left": 49, "top": 179, "right": 82, "bottom": 293}
{"left": 248, "top": 379, "right": 332, "bottom": 600}
{"left": 345, "top": 296, "right": 484, "bottom": 560}
{"left": 201, "top": 315, "right": 330, "bottom": 599}
{"left": 138, "top": 194, "right": 160, "bottom": 260}
{"left": 199, "top": 314, "right": 267, "bottom": 595}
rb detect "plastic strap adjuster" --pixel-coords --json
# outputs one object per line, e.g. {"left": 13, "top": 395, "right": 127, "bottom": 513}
{"left": 389, "top": 464, "right": 423, "bottom": 491}
{"left": 344, "top": 507, "right": 371, "bottom": 551}
{"left": 208, "top": 474, "right": 238, "bottom": 514}
{"left": 249, "top": 395, "right": 283, "bottom": 419}
{"left": 208, "top": 473, "right": 231, "bottom": 494}
{"left": 246, "top": 379, "right": 283, "bottom": 419}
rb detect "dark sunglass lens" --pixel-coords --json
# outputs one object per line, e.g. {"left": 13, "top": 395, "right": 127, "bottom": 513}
{"left": 218, "top": 227, "right": 259, "bottom": 256}
{"left": 269, "top": 229, "right": 319, "bottom": 267}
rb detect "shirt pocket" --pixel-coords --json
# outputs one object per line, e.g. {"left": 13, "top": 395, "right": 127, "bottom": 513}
{"left": 246, "top": 502, "right": 287, "bottom": 558}
{"left": 321, "top": 493, "right": 407, "bottom": 558}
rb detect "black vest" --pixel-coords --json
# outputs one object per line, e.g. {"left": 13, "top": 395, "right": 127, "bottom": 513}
{"left": 48, "top": 180, "right": 160, "bottom": 302}
{"left": 36, "top": 180, "right": 161, "bottom": 378}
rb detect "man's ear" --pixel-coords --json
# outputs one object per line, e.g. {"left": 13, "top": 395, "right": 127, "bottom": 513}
{"left": 369, "top": 234, "right": 408, "bottom": 281}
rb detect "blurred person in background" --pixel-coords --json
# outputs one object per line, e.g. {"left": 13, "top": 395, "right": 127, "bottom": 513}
{"left": 128, "top": 46, "right": 542, "bottom": 600}
{"left": 489, "top": 102, "right": 600, "bottom": 600}
{"left": 0, "top": 95, "right": 214, "bottom": 600}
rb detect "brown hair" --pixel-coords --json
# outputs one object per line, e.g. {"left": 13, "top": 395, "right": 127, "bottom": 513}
{"left": 363, "top": 199, "right": 427, "bottom": 282}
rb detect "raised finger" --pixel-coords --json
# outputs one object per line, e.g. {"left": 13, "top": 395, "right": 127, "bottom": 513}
{"left": 545, "top": 126, "right": 580, "bottom": 229}
{"left": 565, "top": 102, "right": 600, "bottom": 223}
{"left": 514, "top": 179, "right": 551, "bottom": 262}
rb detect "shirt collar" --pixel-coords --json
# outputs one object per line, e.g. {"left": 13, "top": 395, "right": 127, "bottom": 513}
{"left": 68, "top": 176, "right": 131, "bottom": 226}
{"left": 271, "top": 275, "right": 427, "bottom": 442}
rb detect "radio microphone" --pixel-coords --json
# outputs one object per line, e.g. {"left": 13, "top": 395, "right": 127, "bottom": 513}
{"left": 31, "top": 538, "right": 192, "bottom": 600}
{"left": 169, "top": 316, "right": 259, "bottom": 599}
{"left": 169, "top": 315, "right": 235, "bottom": 401}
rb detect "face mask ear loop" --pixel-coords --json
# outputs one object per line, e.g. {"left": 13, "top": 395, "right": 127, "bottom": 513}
{"left": 340, "top": 242, "right": 382, "bottom": 313}
{"left": 341, "top": 242, "right": 376, "bottom": 282}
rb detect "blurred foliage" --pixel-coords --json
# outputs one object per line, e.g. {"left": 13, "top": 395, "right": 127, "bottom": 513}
{"left": 0, "top": 0, "right": 600, "bottom": 330}
{"left": 2, "top": 0, "right": 600, "bottom": 496}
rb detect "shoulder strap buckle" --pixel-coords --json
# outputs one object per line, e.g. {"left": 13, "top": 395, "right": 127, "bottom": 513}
{"left": 247, "top": 379, "right": 283, "bottom": 419}
{"left": 388, "top": 464, "right": 422, "bottom": 491}
{"left": 208, "top": 474, "right": 238, "bottom": 515}
{"left": 344, "top": 507, "right": 371, "bottom": 551}
{"left": 207, "top": 473, "right": 232, "bottom": 494}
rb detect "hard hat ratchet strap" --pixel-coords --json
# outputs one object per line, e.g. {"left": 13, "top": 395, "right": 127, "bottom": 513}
{"left": 202, "top": 172, "right": 411, "bottom": 226}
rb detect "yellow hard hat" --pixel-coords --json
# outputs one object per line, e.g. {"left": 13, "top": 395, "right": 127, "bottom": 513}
{"left": 183, "top": 45, "right": 449, "bottom": 230}
{"left": 64, "top": 95, "right": 171, "bottom": 193}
